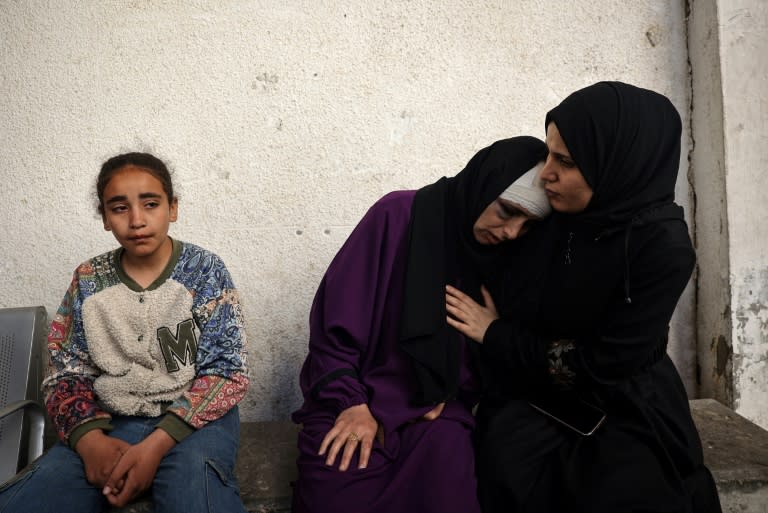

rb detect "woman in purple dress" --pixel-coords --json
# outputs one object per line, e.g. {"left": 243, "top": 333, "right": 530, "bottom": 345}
{"left": 291, "top": 136, "right": 551, "bottom": 513}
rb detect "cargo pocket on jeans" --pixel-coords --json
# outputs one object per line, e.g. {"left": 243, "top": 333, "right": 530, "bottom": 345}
{"left": 204, "top": 458, "right": 242, "bottom": 512}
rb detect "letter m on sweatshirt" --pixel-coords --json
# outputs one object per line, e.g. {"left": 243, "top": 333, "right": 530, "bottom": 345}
{"left": 157, "top": 319, "right": 199, "bottom": 373}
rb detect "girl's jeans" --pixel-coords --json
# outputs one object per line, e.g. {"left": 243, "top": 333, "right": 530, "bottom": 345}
{"left": 0, "top": 406, "right": 246, "bottom": 513}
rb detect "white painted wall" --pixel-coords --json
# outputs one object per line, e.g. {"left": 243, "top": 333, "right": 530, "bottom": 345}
{"left": 708, "top": 0, "right": 767, "bottom": 428}
{"left": 0, "top": 1, "right": 694, "bottom": 421}
{"left": 689, "top": 0, "right": 768, "bottom": 429}
{"left": 720, "top": 0, "right": 768, "bottom": 430}
{"left": 689, "top": 0, "right": 732, "bottom": 409}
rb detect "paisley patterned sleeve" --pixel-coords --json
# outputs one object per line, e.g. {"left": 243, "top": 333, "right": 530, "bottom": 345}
{"left": 166, "top": 256, "right": 249, "bottom": 429}
{"left": 43, "top": 264, "right": 112, "bottom": 443}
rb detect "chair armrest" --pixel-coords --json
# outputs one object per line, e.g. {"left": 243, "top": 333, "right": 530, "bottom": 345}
{"left": 0, "top": 400, "right": 46, "bottom": 463}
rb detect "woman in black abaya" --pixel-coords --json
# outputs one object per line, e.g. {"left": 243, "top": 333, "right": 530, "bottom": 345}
{"left": 446, "top": 82, "right": 722, "bottom": 513}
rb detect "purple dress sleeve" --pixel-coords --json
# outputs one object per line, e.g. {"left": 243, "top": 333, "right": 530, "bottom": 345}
{"left": 295, "top": 191, "right": 415, "bottom": 412}
{"left": 291, "top": 192, "right": 483, "bottom": 513}
{"left": 294, "top": 190, "right": 478, "bottom": 436}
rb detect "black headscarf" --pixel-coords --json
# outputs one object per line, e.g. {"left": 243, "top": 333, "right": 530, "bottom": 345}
{"left": 399, "top": 136, "right": 548, "bottom": 405}
{"left": 545, "top": 81, "right": 683, "bottom": 227}
{"left": 545, "top": 81, "right": 686, "bottom": 303}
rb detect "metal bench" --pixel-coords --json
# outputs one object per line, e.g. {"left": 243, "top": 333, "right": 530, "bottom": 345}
{"left": 0, "top": 306, "right": 48, "bottom": 485}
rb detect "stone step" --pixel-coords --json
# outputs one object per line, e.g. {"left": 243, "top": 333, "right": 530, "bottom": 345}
{"left": 111, "top": 421, "right": 298, "bottom": 513}
{"left": 235, "top": 421, "right": 298, "bottom": 513}
{"left": 690, "top": 399, "right": 768, "bottom": 513}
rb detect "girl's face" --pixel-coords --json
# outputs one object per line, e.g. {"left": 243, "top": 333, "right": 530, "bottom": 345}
{"left": 101, "top": 165, "right": 178, "bottom": 262}
{"left": 473, "top": 198, "right": 539, "bottom": 245}
{"left": 541, "top": 122, "right": 594, "bottom": 213}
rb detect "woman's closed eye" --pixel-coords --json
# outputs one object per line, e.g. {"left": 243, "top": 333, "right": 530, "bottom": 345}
{"left": 496, "top": 200, "right": 535, "bottom": 221}
{"left": 497, "top": 201, "right": 522, "bottom": 219}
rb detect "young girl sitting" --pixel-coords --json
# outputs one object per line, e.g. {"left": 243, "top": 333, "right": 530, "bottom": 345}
{"left": 0, "top": 152, "right": 249, "bottom": 512}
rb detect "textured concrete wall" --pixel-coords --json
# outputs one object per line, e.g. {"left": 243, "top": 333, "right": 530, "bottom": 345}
{"left": 689, "top": 0, "right": 732, "bottom": 408}
{"left": 718, "top": 0, "right": 768, "bottom": 428}
{"left": 0, "top": 1, "right": 693, "bottom": 421}
{"left": 689, "top": 0, "right": 768, "bottom": 427}
{"left": 690, "top": 0, "right": 768, "bottom": 429}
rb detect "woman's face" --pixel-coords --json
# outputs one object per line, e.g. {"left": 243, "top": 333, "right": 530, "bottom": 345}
{"left": 473, "top": 199, "right": 539, "bottom": 245}
{"left": 541, "top": 122, "right": 594, "bottom": 213}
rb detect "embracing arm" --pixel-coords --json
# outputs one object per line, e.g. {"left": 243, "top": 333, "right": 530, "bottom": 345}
{"left": 562, "top": 236, "right": 696, "bottom": 386}
{"left": 447, "top": 284, "right": 549, "bottom": 371}
{"left": 448, "top": 228, "right": 695, "bottom": 388}
{"left": 446, "top": 285, "right": 500, "bottom": 343}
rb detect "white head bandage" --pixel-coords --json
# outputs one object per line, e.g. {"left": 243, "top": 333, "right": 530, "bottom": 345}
{"left": 499, "top": 162, "right": 551, "bottom": 218}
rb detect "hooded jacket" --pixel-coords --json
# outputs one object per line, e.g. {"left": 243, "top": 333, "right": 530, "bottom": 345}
{"left": 475, "top": 82, "right": 721, "bottom": 513}
{"left": 483, "top": 82, "right": 694, "bottom": 397}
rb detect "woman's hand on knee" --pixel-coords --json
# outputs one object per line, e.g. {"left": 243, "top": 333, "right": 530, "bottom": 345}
{"left": 318, "top": 403, "right": 379, "bottom": 472}
{"left": 445, "top": 285, "right": 499, "bottom": 343}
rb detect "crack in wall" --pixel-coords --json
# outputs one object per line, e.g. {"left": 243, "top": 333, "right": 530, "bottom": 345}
{"left": 684, "top": 0, "right": 701, "bottom": 392}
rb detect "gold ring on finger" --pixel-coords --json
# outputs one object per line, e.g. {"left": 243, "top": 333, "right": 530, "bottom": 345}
{"left": 348, "top": 433, "right": 360, "bottom": 442}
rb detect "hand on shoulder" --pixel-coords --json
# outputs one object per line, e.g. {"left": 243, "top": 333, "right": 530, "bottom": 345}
{"left": 445, "top": 285, "right": 499, "bottom": 343}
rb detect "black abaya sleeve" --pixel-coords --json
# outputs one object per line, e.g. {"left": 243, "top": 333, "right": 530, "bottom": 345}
{"left": 482, "top": 220, "right": 695, "bottom": 390}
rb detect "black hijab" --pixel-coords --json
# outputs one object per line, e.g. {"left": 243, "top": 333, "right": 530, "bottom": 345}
{"left": 545, "top": 81, "right": 686, "bottom": 303}
{"left": 546, "top": 81, "right": 682, "bottom": 226}
{"left": 399, "top": 136, "right": 548, "bottom": 405}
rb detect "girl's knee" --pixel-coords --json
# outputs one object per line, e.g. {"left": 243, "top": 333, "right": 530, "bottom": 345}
{"left": 152, "top": 457, "right": 244, "bottom": 513}
{"left": 0, "top": 464, "right": 38, "bottom": 510}
{"left": 0, "top": 449, "right": 104, "bottom": 513}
